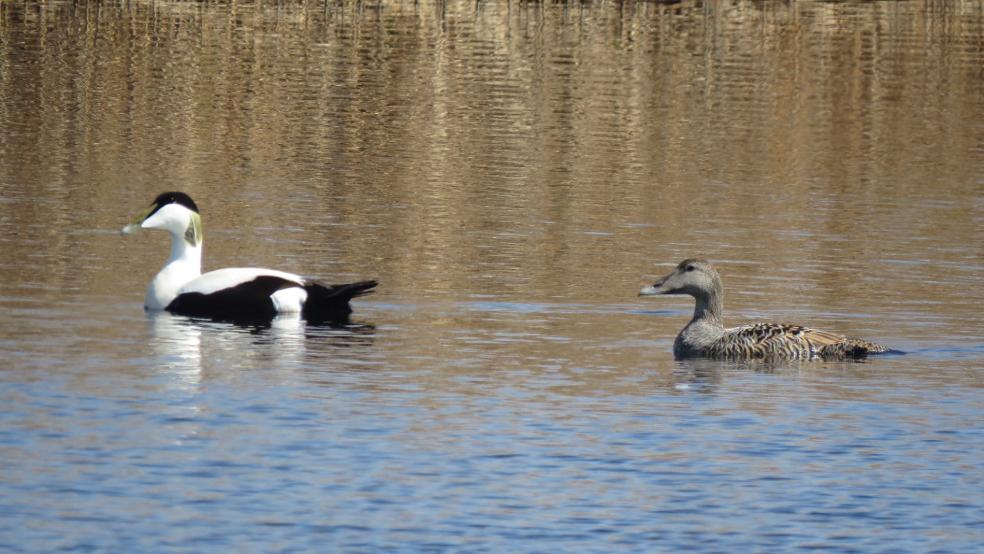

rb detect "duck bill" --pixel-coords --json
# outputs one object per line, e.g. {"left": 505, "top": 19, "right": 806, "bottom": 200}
{"left": 638, "top": 283, "right": 664, "bottom": 296}
{"left": 120, "top": 203, "right": 155, "bottom": 235}
{"left": 120, "top": 223, "right": 142, "bottom": 235}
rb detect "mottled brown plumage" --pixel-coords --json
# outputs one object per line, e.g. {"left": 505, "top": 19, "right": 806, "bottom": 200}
{"left": 639, "top": 259, "right": 889, "bottom": 361}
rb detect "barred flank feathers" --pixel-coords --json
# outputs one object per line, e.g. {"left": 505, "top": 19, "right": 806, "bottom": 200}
{"left": 712, "top": 324, "right": 885, "bottom": 360}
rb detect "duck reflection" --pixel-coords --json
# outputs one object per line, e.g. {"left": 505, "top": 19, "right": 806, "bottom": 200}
{"left": 668, "top": 358, "right": 746, "bottom": 393}
{"left": 147, "top": 311, "right": 204, "bottom": 390}
{"left": 147, "top": 311, "right": 377, "bottom": 388}
{"left": 668, "top": 355, "right": 872, "bottom": 395}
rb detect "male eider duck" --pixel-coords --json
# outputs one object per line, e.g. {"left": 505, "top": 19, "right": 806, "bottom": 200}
{"left": 122, "top": 192, "right": 377, "bottom": 324}
{"left": 639, "top": 259, "right": 890, "bottom": 360}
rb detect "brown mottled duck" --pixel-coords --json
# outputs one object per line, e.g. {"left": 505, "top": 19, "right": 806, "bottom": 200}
{"left": 639, "top": 259, "right": 890, "bottom": 361}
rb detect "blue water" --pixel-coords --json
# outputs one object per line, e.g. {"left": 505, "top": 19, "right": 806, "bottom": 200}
{"left": 1, "top": 300, "right": 981, "bottom": 552}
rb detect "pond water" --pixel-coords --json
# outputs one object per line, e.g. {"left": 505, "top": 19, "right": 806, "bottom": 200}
{"left": 1, "top": 0, "right": 982, "bottom": 551}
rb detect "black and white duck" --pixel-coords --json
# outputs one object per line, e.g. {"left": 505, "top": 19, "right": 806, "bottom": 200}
{"left": 122, "top": 192, "right": 377, "bottom": 324}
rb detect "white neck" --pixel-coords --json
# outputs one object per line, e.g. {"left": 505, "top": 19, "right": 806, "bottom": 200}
{"left": 145, "top": 231, "right": 202, "bottom": 310}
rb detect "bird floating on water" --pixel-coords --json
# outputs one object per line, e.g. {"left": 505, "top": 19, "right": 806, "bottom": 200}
{"left": 122, "top": 192, "right": 377, "bottom": 324}
{"left": 639, "top": 259, "right": 891, "bottom": 360}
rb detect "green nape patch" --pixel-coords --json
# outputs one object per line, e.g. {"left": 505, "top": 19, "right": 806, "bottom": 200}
{"left": 185, "top": 212, "right": 202, "bottom": 247}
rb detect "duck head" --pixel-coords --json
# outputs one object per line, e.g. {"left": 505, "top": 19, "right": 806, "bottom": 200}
{"left": 639, "top": 258, "right": 721, "bottom": 298}
{"left": 122, "top": 191, "right": 202, "bottom": 247}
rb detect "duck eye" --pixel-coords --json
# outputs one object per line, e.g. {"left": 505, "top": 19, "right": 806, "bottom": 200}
{"left": 685, "top": 265, "right": 695, "bottom": 272}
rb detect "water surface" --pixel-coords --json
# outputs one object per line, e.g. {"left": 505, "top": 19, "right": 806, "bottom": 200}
{"left": 1, "top": 1, "right": 982, "bottom": 551}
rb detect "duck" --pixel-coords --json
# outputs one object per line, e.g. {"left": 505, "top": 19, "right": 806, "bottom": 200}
{"left": 639, "top": 259, "right": 890, "bottom": 360}
{"left": 122, "top": 191, "right": 377, "bottom": 324}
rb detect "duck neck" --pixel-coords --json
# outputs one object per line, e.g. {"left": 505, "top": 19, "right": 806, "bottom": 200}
{"left": 691, "top": 290, "right": 724, "bottom": 328}
{"left": 166, "top": 230, "right": 202, "bottom": 273}
{"left": 675, "top": 289, "right": 725, "bottom": 356}
{"left": 145, "top": 232, "right": 202, "bottom": 310}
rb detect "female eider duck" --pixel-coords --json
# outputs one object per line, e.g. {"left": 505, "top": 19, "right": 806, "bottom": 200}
{"left": 639, "top": 259, "right": 890, "bottom": 361}
{"left": 122, "top": 192, "right": 377, "bottom": 324}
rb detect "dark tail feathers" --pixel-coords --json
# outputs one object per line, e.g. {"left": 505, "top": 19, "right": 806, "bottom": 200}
{"left": 302, "top": 280, "right": 378, "bottom": 323}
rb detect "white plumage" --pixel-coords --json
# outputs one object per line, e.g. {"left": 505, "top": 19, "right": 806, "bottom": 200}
{"left": 179, "top": 268, "right": 305, "bottom": 296}
{"left": 123, "top": 192, "right": 377, "bottom": 324}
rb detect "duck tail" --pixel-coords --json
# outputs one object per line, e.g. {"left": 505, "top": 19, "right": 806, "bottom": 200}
{"left": 302, "top": 280, "right": 378, "bottom": 323}
{"left": 821, "top": 339, "right": 898, "bottom": 360}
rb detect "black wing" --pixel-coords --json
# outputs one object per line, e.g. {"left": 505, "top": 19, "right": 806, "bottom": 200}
{"left": 166, "top": 275, "right": 297, "bottom": 324}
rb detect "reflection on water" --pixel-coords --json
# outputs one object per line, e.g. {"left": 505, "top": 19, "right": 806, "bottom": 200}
{"left": 148, "top": 313, "right": 204, "bottom": 391}
{"left": 145, "top": 311, "right": 378, "bottom": 387}
{"left": 1, "top": 0, "right": 982, "bottom": 552}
